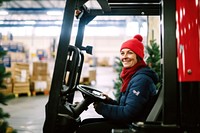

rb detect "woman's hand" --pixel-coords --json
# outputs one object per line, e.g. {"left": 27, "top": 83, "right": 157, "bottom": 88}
{"left": 101, "top": 93, "right": 114, "bottom": 103}
{"left": 93, "top": 102, "right": 102, "bottom": 114}
{"left": 93, "top": 102, "right": 99, "bottom": 109}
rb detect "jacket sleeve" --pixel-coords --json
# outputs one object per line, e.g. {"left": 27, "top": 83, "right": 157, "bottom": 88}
{"left": 105, "top": 97, "right": 118, "bottom": 105}
{"left": 94, "top": 76, "right": 151, "bottom": 123}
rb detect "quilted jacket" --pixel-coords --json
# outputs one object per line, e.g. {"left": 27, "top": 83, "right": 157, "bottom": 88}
{"left": 94, "top": 66, "right": 159, "bottom": 124}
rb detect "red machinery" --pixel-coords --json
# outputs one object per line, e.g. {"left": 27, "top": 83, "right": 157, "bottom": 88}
{"left": 177, "top": 0, "right": 200, "bottom": 82}
{"left": 176, "top": 0, "right": 200, "bottom": 129}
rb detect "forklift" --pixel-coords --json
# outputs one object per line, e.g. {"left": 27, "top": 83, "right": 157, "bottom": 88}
{"left": 43, "top": 0, "right": 200, "bottom": 132}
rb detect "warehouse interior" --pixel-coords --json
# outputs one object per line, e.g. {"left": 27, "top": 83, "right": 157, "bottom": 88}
{"left": 0, "top": 0, "right": 161, "bottom": 133}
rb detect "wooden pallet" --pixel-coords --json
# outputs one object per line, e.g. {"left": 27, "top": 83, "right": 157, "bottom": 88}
{"left": 13, "top": 82, "right": 30, "bottom": 98}
{"left": 31, "top": 89, "right": 49, "bottom": 96}
{"left": 14, "top": 91, "right": 31, "bottom": 98}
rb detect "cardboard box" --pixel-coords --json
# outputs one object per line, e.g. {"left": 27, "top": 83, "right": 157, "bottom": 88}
{"left": 31, "top": 75, "right": 49, "bottom": 81}
{"left": 97, "top": 57, "right": 110, "bottom": 66}
{"left": 11, "top": 63, "right": 30, "bottom": 83}
{"left": 31, "top": 80, "right": 50, "bottom": 92}
{"left": 13, "top": 82, "right": 30, "bottom": 94}
{"left": 89, "top": 68, "right": 96, "bottom": 82}
{"left": 8, "top": 52, "right": 26, "bottom": 63}
{"left": 33, "top": 62, "right": 48, "bottom": 75}
{"left": 79, "top": 67, "right": 96, "bottom": 85}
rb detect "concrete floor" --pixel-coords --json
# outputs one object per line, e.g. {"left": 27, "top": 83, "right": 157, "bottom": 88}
{"left": 2, "top": 67, "right": 117, "bottom": 133}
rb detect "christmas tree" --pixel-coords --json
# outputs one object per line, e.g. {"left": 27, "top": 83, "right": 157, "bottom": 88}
{"left": 113, "top": 57, "right": 123, "bottom": 100}
{"left": 145, "top": 39, "right": 161, "bottom": 88}
{"left": 0, "top": 46, "right": 16, "bottom": 133}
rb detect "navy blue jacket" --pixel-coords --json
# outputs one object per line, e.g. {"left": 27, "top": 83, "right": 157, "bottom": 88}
{"left": 95, "top": 66, "right": 159, "bottom": 123}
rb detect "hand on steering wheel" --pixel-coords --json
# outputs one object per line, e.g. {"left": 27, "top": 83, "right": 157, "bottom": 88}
{"left": 77, "top": 85, "right": 106, "bottom": 101}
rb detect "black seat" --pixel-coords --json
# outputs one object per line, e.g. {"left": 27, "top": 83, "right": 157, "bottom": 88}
{"left": 112, "top": 85, "right": 163, "bottom": 133}
{"left": 146, "top": 85, "right": 163, "bottom": 122}
{"left": 139, "top": 85, "right": 163, "bottom": 122}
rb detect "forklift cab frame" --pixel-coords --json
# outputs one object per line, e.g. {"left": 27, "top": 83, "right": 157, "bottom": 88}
{"left": 43, "top": 0, "right": 200, "bottom": 133}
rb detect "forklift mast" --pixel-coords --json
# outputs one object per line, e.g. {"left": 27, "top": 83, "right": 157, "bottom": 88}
{"left": 43, "top": 0, "right": 200, "bottom": 133}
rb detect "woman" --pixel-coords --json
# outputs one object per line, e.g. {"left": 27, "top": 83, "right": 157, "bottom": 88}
{"left": 76, "top": 34, "right": 158, "bottom": 133}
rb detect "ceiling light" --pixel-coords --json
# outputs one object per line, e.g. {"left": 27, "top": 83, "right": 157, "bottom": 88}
{"left": 47, "top": 11, "right": 63, "bottom": 16}
{"left": 24, "top": 21, "right": 36, "bottom": 25}
{"left": 0, "top": 10, "right": 8, "bottom": 15}
{"left": 54, "top": 21, "right": 62, "bottom": 25}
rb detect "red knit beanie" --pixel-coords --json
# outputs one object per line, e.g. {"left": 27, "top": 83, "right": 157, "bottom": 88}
{"left": 120, "top": 34, "right": 144, "bottom": 59}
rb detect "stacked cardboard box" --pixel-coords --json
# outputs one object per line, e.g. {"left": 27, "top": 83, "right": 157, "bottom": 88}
{"left": 30, "top": 62, "right": 50, "bottom": 95}
{"left": 0, "top": 68, "right": 13, "bottom": 95}
{"left": 1, "top": 41, "right": 27, "bottom": 68}
{"left": 97, "top": 57, "right": 110, "bottom": 66}
{"left": 80, "top": 63, "right": 96, "bottom": 85}
{"left": 89, "top": 67, "right": 96, "bottom": 83}
{"left": 12, "top": 62, "right": 31, "bottom": 96}
{"left": 8, "top": 52, "right": 26, "bottom": 63}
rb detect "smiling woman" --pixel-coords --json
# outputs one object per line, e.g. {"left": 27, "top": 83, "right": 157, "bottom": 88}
{"left": 76, "top": 34, "right": 159, "bottom": 133}
{"left": 120, "top": 35, "right": 145, "bottom": 68}
{"left": 120, "top": 49, "right": 138, "bottom": 68}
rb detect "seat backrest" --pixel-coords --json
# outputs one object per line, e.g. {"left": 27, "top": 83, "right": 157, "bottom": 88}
{"left": 146, "top": 85, "right": 163, "bottom": 121}
{"left": 140, "top": 85, "right": 160, "bottom": 120}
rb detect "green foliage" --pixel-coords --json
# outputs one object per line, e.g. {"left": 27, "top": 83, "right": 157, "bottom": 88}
{"left": 0, "top": 1, "right": 17, "bottom": 132}
{"left": 146, "top": 39, "right": 161, "bottom": 88}
{"left": 0, "top": 65, "right": 11, "bottom": 89}
{"left": 0, "top": 93, "right": 14, "bottom": 105}
{"left": 146, "top": 39, "right": 161, "bottom": 78}
{"left": 113, "top": 57, "right": 123, "bottom": 100}
{"left": 0, "top": 50, "right": 7, "bottom": 58}
{"left": 0, "top": 46, "right": 16, "bottom": 133}
{"left": 0, "top": 0, "right": 12, "bottom": 6}
{"left": 0, "top": 46, "right": 11, "bottom": 90}
{"left": 0, "top": 49, "right": 11, "bottom": 89}
{"left": 0, "top": 108, "right": 10, "bottom": 133}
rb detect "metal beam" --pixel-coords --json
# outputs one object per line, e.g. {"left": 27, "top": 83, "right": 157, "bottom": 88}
{"left": 88, "top": 8, "right": 160, "bottom": 16}
{"left": 162, "top": 0, "right": 178, "bottom": 125}
{"left": 108, "top": 0, "right": 161, "bottom": 3}
{"left": 43, "top": 0, "right": 77, "bottom": 132}
{"left": 0, "top": 7, "right": 64, "bottom": 13}
{"left": 97, "top": 0, "right": 111, "bottom": 12}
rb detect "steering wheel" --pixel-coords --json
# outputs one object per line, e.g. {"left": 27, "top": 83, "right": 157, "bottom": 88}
{"left": 77, "top": 85, "right": 106, "bottom": 101}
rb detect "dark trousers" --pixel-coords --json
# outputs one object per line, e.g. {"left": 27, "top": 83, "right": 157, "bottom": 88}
{"left": 75, "top": 118, "right": 129, "bottom": 133}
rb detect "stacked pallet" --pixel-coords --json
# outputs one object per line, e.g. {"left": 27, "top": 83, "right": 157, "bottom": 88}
{"left": 0, "top": 68, "right": 13, "bottom": 95}
{"left": 30, "top": 62, "right": 50, "bottom": 96}
{"left": 12, "top": 62, "right": 31, "bottom": 97}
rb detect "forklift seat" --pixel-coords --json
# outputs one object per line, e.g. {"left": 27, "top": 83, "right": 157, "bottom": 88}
{"left": 138, "top": 84, "right": 163, "bottom": 122}
{"left": 112, "top": 85, "right": 163, "bottom": 133}
{"left": 146, "top": 84, "right": 163, "bottom": 122}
